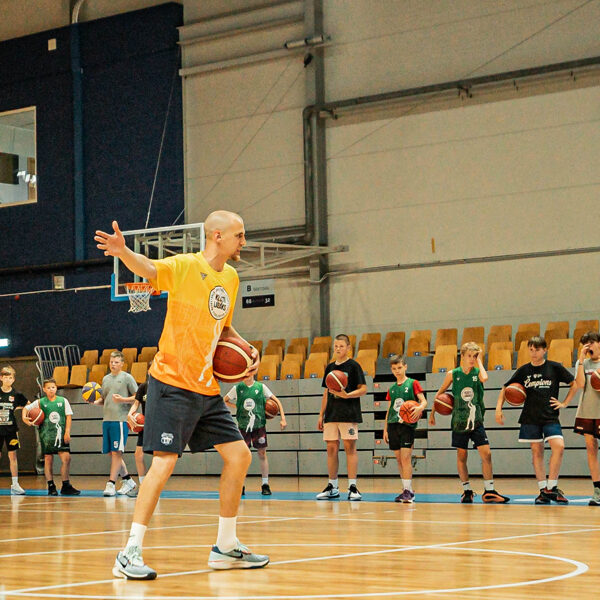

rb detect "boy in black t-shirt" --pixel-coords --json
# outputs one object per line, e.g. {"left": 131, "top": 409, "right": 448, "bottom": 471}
{"left": 316, "top": 334, "right": 367, "bottom": 501}
{"left": 496, "top": 336, "right": 577, "bottom": 504}
{"left": 0, "top": 366, "right": 28, "bottom": 495}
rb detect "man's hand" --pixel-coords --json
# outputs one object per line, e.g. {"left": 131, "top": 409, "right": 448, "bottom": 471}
{"left": 95, "top": 221, "right": 126, "bottom": 257}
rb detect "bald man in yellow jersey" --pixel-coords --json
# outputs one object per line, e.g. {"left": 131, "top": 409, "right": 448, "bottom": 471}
{"left": 95, "top": 211, "right": 269, "bottom": 579}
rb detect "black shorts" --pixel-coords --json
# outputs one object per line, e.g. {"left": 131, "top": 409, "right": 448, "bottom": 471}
{"left": 241, "top": 426, "right": 268, "bottom": 449}
{"left": 143, "top": 375, "right": 243, "bottom": 456}
{"left": 0, "top": 430, "right": 20, "bottom": 451}
{"left": 452, "top": 424, "right": 489, "bottom": 449}
{"left": 387, "top": 422, "right": 415, "bottom": 450}
{"left": 136, "top": 429, "right": 144, "bottom": 447}
{"left": 574, "top": 417, "right": 600, "bottom": 439}
{"left": 41, "top": 442, "right": 70, "bottom": 455}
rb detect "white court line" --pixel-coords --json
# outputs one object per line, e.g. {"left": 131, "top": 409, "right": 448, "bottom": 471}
{"left": 5, "top": 526, "right": 595, "bottom": 597}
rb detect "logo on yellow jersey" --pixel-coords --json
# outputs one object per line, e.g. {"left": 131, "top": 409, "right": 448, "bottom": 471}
{"left": 209, "top": 286, "right": 230, "bottom": 320}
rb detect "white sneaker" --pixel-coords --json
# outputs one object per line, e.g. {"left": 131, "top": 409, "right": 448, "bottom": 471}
{"left": 208, "top": 541, "right": 269, "bottom": 570}
{"left": 103, "top": 481, "right": 116, "bottom": 497}
{"left": 117, "top": 479, "right": 137, "bottom": 495}
{"left": 10, "top": 483, "right": 25, "bottom": 495}
{"left": 113, "top": 547, "right": 157, "bottom": 580}
{"left": 347, "top": 484, "right": 362, "bottom": 501}
{"left": 316, "top": 483, "right": 340, "bottom": 500}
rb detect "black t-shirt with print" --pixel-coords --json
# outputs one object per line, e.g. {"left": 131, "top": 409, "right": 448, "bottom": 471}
{"left": 135, "top": 381, "right": 147, "bottom": 415}
{"left": 0, "top": 389, "right": 28, "bottom": 432}
{"left": 321, "top": 358, "right": 366, "bottom": 423}
{"left": 505, "top": 360, "right": 574, "bottom": 424}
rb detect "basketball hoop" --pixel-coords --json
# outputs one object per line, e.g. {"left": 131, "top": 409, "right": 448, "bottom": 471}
{"left": 125, "top": 282, "right": 158, "bottom": 313}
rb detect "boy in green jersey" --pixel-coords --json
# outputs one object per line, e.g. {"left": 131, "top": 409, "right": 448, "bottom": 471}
{"left": 383, "top": 355, "right": 427, "bottom": 503}
{"left": 430, "top": 343, "right": 509, "bottom": 504}
{"left": 224, "top": 374, "right": 286, "bottom": 495}
{"left": 23, "top": 378, "right": 80, "bottom": 496}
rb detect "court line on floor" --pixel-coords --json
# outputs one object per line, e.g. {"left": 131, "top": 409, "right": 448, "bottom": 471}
{"left": 4, "top": 526, "right": 594, "bottom": 597}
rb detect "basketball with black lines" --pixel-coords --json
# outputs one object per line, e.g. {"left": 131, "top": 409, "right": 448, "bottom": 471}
{"left": 325, "top": 369, "right": 347, "bottom": 393}
{"left": 434, "top": 392, "right": 454, "bottom": 415}
{"left": 505, "top": 383, "right": 527, "bottom": 406}
{"left": 213, "top": 337, "right": 254, "bottom": 382}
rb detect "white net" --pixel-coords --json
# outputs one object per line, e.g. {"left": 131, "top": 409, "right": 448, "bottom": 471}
{"left": 125, "top": 283, "right": 154, "bottom": 313}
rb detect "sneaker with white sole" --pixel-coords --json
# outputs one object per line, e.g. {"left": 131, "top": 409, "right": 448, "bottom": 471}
{"left": 347, "top": 484, "right": 362, "bottom": 501}
{"left": 316, "top": 483, "right": 340, "bottom": 500}
{"left": 208, "top": 541, "right": 269, "bottom": 570}
{"left": 113, "top": 547, "right": 157, "bottom": 580}
{"left": 10, "top": 483, "right": 25, "bottom": 495}
{"left": 103, "top": 481, "right": 116, "bottom": 497}
{"left": 118, "top": 479, "right": 137, "bottom": 496}
{"left": 589, "top": 487, "right": 600, "bottom": 506}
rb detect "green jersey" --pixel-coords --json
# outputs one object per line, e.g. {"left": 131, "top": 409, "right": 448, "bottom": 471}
{"left": 37, "top": 396, "right": 72, "bottom": 451}
{"left": 226, "top": 382, "right": 272, "bottom": 432}
{"left": 386, "top": 378, "right": 422, "bottom": 429}
{"left": 450, "top": 366, "right": 485, "bottom": 432}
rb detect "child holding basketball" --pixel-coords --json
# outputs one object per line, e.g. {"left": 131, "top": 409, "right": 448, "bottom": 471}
{"left": 573, "top": 331, "right": 600, "bottom": 505}
{"left": 496, "top": 336, "right": 577, "bottom": 504}
{"left": 224, "top": 374, "right": 286, "bottom": 495}
{"left": 317, "top": 334, "right": 367, "bottom": 501}
{"left": 0, "top": 366, "right": 28, "bottom": 494}
{"left": 126, "top": 380, "right": 148, "bottom": 498}
{"left": 22, "top": 378, "right": 80, "bottom": 496}
{"left": 383, "top": 355, "right": 427, "bottom": 503}
{"left": 430, "top": 342, "right": 509, "bottom": 503}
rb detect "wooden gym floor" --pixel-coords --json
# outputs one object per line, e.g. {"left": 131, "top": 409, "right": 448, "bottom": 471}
{"left": 1, "top": 475, "right": 599, "bottom": 599}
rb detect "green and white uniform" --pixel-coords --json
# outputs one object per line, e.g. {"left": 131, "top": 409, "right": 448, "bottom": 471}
{"left": 225, "top": 382, "right": 272, "bottom": 432}
{"left": 30, "top": 396, "right": 73, "bottom": 454}
{"left": 450, "top": 367, "right": 484, "bottom": 432}
{"left": 386, "top": 379, "right": 419, "bottom": 429}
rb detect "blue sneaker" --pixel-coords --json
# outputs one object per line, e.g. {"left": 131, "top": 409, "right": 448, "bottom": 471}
{"left": 208, "top": 541, "right": 269, "bottom": 570}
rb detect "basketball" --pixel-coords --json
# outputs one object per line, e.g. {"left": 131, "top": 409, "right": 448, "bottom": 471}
{"left": 505, "top": 382, "right": 527, "bottom": 406}
{"left": 128, "top": 413, "right": 145, "bottom": 433}
{"left": 28, "top": 405, "right": 44, "bottom": 426}
{"left": 325, "top": 370, "right": 348, "bottom": 393}
{"left": 434, "top": 392, "right": 454, "bottom": 416}
{"left": 590, "top": 369, "right": 600, "bottom": 391}
{"left": 265, "top": 398, "right": 279, "bottom": 419}
{"left": 213, "top": 337, "right": 254, "bottom": 382}
{"left": 82, "top": 381, "right": 102, "bottom": 403}
{"left": 399, "top": 400, "right": 420, "bottom": 424}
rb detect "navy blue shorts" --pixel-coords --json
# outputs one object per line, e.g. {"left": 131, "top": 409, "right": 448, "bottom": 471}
{"left": 452, "top": 424, "right": 489, "bottom": 449}
{"left": 102, "top": 421, "right": 128, "bottom": 454}
{"left": 387, "top": 422, "right": 415, "bottom": 450}
{"left": 143, "top": 375, "right": 243, "bottom": 456}
{"left": 518, "top": 422, "right": 563, "bottom": 443}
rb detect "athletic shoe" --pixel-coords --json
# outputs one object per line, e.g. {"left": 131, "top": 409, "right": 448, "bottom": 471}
{"left": 113, "top": 548, "right": 157, "bottom": 580}
{"left": 347, "top": 484, "right": 362, "bottom": 501}
{"left": 589, "top": 487, "right": 600, "bottom": 506}
{"left": 460, "top": 489, "right": 475, "bottom": 503}
{"left": 316, "top": 483, "right": 340, "bottom": 500}
{"left": 61, "top": 482, "right": 81, "bottom": 496}
{"left": 261, "top": 483, "right": 272, "bottom": 496}
{"left": 126, "top": 486, "right": 139, "bottom": 498}
{"left": 482, "top": 489, "right": 510, "bottom": 504}
{"left": 10, "top": 483, "right": 25, "bottom": 495}
{"left": 48, "top": 482, "right": 58, "bottom": 496}
{"left": 208, "top": 541, "right": 269, "bottom": 570}
{"left": 397, "top": 489, "right": 415, "bottom": 503}
{"left": 103, "top": 481, "right": 116, "bottom": 497}
{"left": 534, "top": 489, "right": 551, "bottom": 504}
{"left": 545, "top": 486, "right": 568, "bottom": 504}
{"left": 118, "top": 479, "right": 137, "bottom": 496}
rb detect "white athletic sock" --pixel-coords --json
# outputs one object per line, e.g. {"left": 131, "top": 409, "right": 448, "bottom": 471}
{"left": 402, "top": 479, "right": 412, "bottom": 492}
{"left": 461, "top": 481, "right": 471, "bottom": 491}
{"left": 538, "top": 480, "right": 547, "bottom": 490}
{"left": 12, "top": 477, "right": 18, "bottom": 485}
{"left": 348, "top": 479, "right": 357, "bottom": 488}
{"left": 139, "top": 475, "right": 145, "bottom": 483}
{"left": 262, "top": 477, "right": 269, "bottom": 485}
{"left": 216, "top": 516, "right": 237, "bottom": 553}
{"left": 548, "top": 479, "right": 558, "bottom": 489}
{"left": 484, "top": 479, "right": 494, "bottom": 491}
{"left": 329, "top": 478, "right": 339, "bottom": 488}
{"left": 125, "top": 522, "right": 147, "bottom": 554}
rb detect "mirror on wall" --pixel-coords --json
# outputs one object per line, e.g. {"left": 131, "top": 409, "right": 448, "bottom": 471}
{"left": 0, "top": 106, "right": 36, "bottom": 207}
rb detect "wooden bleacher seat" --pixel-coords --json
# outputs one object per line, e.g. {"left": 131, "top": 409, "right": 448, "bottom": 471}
{"left": 139, "top": 346, "right": 158, "bottom": 363}
{"left": 355, "top": 349, "right": 376, "bottom": 377}
{"left": 307, "top": 352, "right": 329, "bottom": 367}
{"left": 489, "top": 341, "right": 513, "bottom": 353}
{"left": 357, "top": 339, "right": 379, "bottom": 354}
{"left": 310, "top": 342, "right": 330, "bottom": 356}
{"left": 548, "top": 342, "right": 574, "bottom": 368}
{"left": 460, "top": 327, "right": 484, "bottom": 347}
{"left": 284, "top": 353, "right": 303, "bottom": 365}
{"left": 544, "top": 322, "right": 569, "bottom": 345}
{"left": 80, "top": 350, "right": 98, "bottom": 368}
{"left": 434, "top": 328, "right": 457, "bottom": 349}
{"left": 516, "top": 341, "right": 530, "bottom": 368}
{"left": 304, "top": 356, "right": 325, "bottom": 379}
{"left": 121, "top": 348, "right": 138, "bottom": 372}
{"left": 290, "top": 337, "right": 309, "bottom": 350}
{"left": 514, "top": 326, "right": 540, "bottom": 351}
{"left": 573, "top": 321, "right": 599, "bottom": 345}
{"left": 267, "top": 339, "right": 286, "bottom": 350}
{"left": 487, "top": 325, "right": 511, "bottom": 348}
{"left": 487, "top": 348, "right": 512, "bottom": 370}
{"left": 99, "top": 349, "right": 118, "bottom": 365}
{"left": 313, "top": 335, "right": 332, "bottom": 347}
{"left": 130, "top": 362, "right": 149, "bottom": 384}
{"left": 257, "top": 359, "right": 277, "bottom": 381}
{"left": 432, "top": 345, "right": 457, "bottom": 372}
{"left": 382, "top": 332, "right": 405, "bottom": 358}
{"left": 263, "top": 344, "right": 283, "bottom": 363}
{"left": 68, "top": 365, "right": 88, "bottom": 388}
{"left": 360, "top": 333, "right": 381, "bottom": 355}
{"left": 406, "top": 336, "right": 429, "bottom": 356}
{"left": 248, "top": 340, "right": 263, "bottom": 356}
{"left": 89, "top": 364, "right": 108, "bottom": 384}
{"left": 286, "top": 344, "right": 306, "bottom": 360}
{"left": 348, "top": 334, "right": 357, "bottom": 350}
{"left": 52, "top": 366, "right": 69, "bottom": 387}
{"left": 280, "top": 359, "right": 301, "bottom": 380}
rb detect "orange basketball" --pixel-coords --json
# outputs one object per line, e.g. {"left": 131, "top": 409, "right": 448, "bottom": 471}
{"left": 590, "top": 369, "right": 600, "bottom": 391}
{"left": 265, "top": 398, "right": 279, "bottom": 419}
{"left": 325, "top": 370, "right": 348, "bottom": 393}
{"left": 434, "top": 392, "right": 454, "bottom": 416}
{"left": 213, "top": 337, "right": 254, "bottom": 383}
{"left": 399, "top": 400, "right": 420, "bottom": 424}
{"left": 28, "top": 405, "right": 44, "bottom": 426}
{"left": 505, "top": 382, "right": 527, "bottom": 406}
{"left": 128, "top": 413, "right": 145, "bottom": 433}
